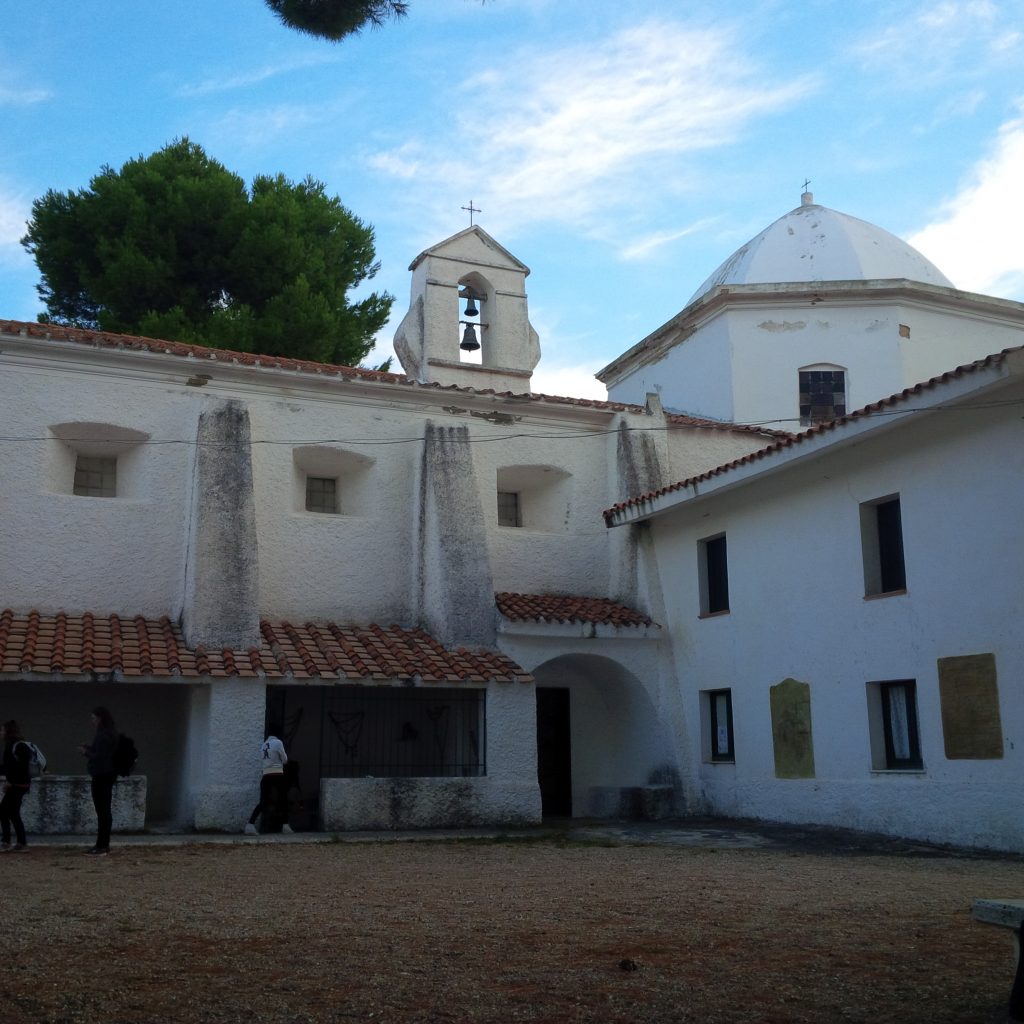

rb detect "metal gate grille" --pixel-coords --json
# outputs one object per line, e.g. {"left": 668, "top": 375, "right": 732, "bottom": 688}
{"left": 320, "top": 686, "right": 485, "bottom": 778}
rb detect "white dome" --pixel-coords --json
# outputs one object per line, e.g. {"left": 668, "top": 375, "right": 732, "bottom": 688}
{"left": 689, "top": 194, "right": 954, "bottom": 304}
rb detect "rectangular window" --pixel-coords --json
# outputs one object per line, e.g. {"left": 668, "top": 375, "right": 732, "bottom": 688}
{"left": 867, "top": 680, "right": 922, "bottom": 770}
{"left": 861, "top": 496, "right": 906, "bottom": 596}
{"left": 799, "top": 369, "right": 847, "bottom": 426}
{"left": 73, "top": 456, "right": 117, "bottom": 497}
{"left": 319, "top": 686, "right": 485, "bottom": 778}
{"left": 699, "top": 533, "right": 729, "bottom": 615}
{"left": 305, "top": 476, "right": 338, "bottom": 514}
{"left": 497, "top": 490, "right": 522, "bottom": 528}
{"left": 707, "top": 689, "right": 734, "bottom": 762}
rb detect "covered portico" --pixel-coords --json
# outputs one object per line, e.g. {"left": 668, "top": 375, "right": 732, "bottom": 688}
{"left": 0, "top": 609, "right": 540, "bottom": 833}
{"left": 496, "top": 593, "right": 693, "bottom": 820}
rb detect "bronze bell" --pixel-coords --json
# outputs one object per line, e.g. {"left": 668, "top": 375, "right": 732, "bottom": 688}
{"left": 464, "top": 296, "right": 479, "bottom": 318}
{"left": 460, "top": 323, "right": 480, "bottom": 352}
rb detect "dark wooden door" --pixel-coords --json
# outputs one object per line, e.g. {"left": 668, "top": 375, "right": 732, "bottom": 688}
{"left": 536, "top": 687, "right": 572, "bottom": 817}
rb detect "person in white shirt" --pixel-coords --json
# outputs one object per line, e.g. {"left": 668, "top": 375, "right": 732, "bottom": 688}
{"left": 244, "top": 724, "right": 292, "bottom": 835}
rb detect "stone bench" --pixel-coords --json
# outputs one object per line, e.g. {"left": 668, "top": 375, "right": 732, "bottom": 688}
{"left": 3, "top": 775, "right": 147, "bottom": 834}
{"left": 972, "top": 899, "right": 1024, "bottom": 1021}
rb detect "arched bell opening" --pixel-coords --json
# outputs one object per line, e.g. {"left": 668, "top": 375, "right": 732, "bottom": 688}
{"left": 457, "top": 271, "right": 492, "bottom": 365}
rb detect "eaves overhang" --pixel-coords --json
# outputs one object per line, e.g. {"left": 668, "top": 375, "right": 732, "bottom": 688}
{"left": 604, "top": 347, "right": 1024, "bottom": 528}
{"left": 596, "top": 279, "right": 1024, "bottom": 388}
{"left": 497, "top": 618, "right": 661, "bottom": 641}
{"left": 0, "top": 320, "right": 638, "bottom": 429}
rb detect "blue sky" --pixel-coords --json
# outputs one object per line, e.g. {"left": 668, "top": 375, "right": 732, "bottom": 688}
{"left": 3, "top": 0, "right": 1023, "bottom": 397}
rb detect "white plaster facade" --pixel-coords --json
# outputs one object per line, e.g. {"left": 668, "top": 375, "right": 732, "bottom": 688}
{"left": 0, "top": 226, "right": 769, "bottom": 834}
{"left": 608, "top": 351, "right": 1024, "bottom": 851}
{"left": 3, "top": 202, "right": 1023, "bottom": 849}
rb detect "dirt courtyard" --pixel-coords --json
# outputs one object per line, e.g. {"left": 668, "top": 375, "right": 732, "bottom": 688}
{"left": 2, "top": 834, "right": 1020, "bottom": 1023}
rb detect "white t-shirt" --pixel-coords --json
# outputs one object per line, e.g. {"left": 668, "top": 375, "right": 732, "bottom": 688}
{"left": 260, "top": 736, "right": 288, "bottom": 776}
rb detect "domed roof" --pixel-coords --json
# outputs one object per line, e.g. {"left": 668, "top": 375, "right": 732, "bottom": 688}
{"left": 689, "top": 193, "right": 954, "bottom": 304}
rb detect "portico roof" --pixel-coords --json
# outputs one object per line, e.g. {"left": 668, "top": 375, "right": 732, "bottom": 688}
{"left": 0, "top": 610, "right": 532, "bottom": 684}
{"left": 496, "top": 593, "right": 653, "bottom": 627}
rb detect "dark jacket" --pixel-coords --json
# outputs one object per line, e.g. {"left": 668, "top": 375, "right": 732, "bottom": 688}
{"left": 85, "top": 728, "right": 117, "bottom": 777}
{"left": 2, "top": 739, "right": 31, "bottom": 787}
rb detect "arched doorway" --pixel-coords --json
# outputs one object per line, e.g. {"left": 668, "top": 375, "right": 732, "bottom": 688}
{"left": 533, "top": 653, "right": 677, "bottom": 820}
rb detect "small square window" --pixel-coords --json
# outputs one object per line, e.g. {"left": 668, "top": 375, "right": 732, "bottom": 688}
{"left": 73, "top": 456, "right": 117, "bottom": 497}
{"left": 867, "top": 680, "right": 922, "bottom": 770}
{"left": 861, "top": 496, "right": 906, "bottom": 596}
{"left": 799, "top": 369, "right": 846, "bottom": 426}
{"left": 305, "top": 476, "right": 338, "bottom": 514}
{"left": 497, "top": 490, "right": 522, "bottom": 528}
{"left": 706, "top": 688, "right": 734, "bottom": 762}
{"left": 698, "top": 533, "right": 729, "bottom": 615}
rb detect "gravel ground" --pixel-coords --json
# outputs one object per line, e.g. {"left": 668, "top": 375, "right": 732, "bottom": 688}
{"left": 1, "top": 836, "right": 1020, "bottom": 1024}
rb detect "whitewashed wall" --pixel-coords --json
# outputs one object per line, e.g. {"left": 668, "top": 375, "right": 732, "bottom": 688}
{"left": 606, "top": 294, "right": 1024, "bottom": 425}
{"left": 645, "top": 377, "right": 1024, "bottom": 850}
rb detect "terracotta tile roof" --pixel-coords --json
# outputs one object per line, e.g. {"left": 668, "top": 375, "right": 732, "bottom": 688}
{"left": 604, "top": 347, "right": 1020, "bottom": 523}
{"left": 0, "top": 319, "right": 775, "bottom": 435}
{"left": 496, "top": 593, "right": 653, "bottom": 628}
{"left": 0, "top": 610, "right": 532, "bottom": 684}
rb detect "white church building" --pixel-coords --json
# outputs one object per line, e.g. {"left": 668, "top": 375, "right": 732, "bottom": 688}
{"left": 2, "top": 193, "right": 1022, "bottom": 850}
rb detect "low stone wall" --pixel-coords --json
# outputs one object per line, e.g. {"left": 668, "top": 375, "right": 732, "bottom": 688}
{"left": 587, "top": 785, "right": 675, "bottom": 821}
{"left": 10, "top": 775, "right": 147, "bottom": 834}
{"left": 320, "top": 777, "right": 540, "bottom": 831}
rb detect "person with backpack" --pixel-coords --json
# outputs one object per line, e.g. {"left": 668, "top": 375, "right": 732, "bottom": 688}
{"left": 1, "top": 720, "right": 32, "bottom": 852}
{"left": 78, "top": 706, "right": 118, "bottom": 856}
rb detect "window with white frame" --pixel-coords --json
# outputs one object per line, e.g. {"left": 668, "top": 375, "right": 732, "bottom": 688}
{"left": 704, "top": 688, "right": 735, "bottom": 762}
{"left": 292, "top": 446, "right": 373, "bottom": 516}
{"left": 49, "top": 422, "right": 150, "bottom": 499}
{"left": 698, "top": 533, "right": 729, "bottom": 615}
{"left": 495, "top": 465, "right": 571, "bottom": 532}
{"left": 866, "top": 680, "right": 923, "bottom": 770}
{"left": 860, "top": 495, "right": 906, "bottom": 596}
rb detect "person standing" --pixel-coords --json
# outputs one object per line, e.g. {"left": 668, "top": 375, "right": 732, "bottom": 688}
{"left": 79, "top": 706, "right": 117, "bottom": 856}
{"left": 244, "top": 723, "right": 290, "bottom": 835}
{"left": 1, "top": 720, "right": 31, "bottom": 853}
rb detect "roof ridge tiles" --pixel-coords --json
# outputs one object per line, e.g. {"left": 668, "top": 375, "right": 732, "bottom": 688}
{"left": 0, "top": 611, "right": 533, "bottom": 683}
{"left": 2, "top": 318, "right": 757, "bottom": 431}
{"left": 604, "top": 346, "right": 1021, "bottom": 521}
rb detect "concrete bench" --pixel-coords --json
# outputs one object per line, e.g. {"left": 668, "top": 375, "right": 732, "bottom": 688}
{"left": 972, "top": 899, "right": 1024, "bottom": 1021}
{"left": 4, "top": 775, "right": 147, "bottom": 834}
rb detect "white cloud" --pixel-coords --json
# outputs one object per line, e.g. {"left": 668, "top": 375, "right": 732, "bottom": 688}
{"left": 367, "top": 143, "right": 422, "bottom": 181}
{"left": 530, "top": 361, "right": 607, "bottom": 401}
{"left": 207, "top": 104, "right": 323, "bottom": 149}
{"left": 176, "top": 52, "right": 338, "bottom": 97}
{"left": 0, "top": 82, "right": 50, "bottom": 105}
{"left": 0, "top": 188, "right": 31, "bottom": 256}
{"left": 367, "top": 19, "right": 815, "bottom": 237}
{"left": 850, "top": 1, "right": 1019, "bottom": 83}
{"left": 619, "top": 218, "right": 719, "bottom": 262}
{"left": 907, "top": 105, "right": 1024, "bottom": 299}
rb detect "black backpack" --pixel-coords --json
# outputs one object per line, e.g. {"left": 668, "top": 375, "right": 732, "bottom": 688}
{"left": 113, "top": 734, "right": 139, "bottom": 777}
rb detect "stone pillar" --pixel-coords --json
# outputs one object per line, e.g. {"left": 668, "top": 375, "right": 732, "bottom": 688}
{"left": 415, "top": 422, "right": 497, "bottom": 648}
{"left": 182, "top": 400, "right": 260, "bottom": 651}
{"left": 192, "top": 678, "right": 266, "bottom": 831}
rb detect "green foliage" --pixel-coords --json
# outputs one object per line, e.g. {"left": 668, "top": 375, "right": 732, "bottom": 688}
{"left": 22, "top": 139, "right": 392, "bottom": 367}
{"left": 264, "top": 0, "right": 409, "bottom": 41}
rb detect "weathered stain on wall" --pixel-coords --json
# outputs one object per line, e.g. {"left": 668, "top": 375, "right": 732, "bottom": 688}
{"left": 757, "top": 320, "right": 808, "bottom": 333}
{"left": 417, "top": 422, "right": 496, "bottom": 648}
{"left": 182, "top": 400, "right": 260, "bottom": 651}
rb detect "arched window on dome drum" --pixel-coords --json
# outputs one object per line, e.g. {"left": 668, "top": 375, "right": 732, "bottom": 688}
{"left": 799, "top": 366, "right": 847, "bottom": 426}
